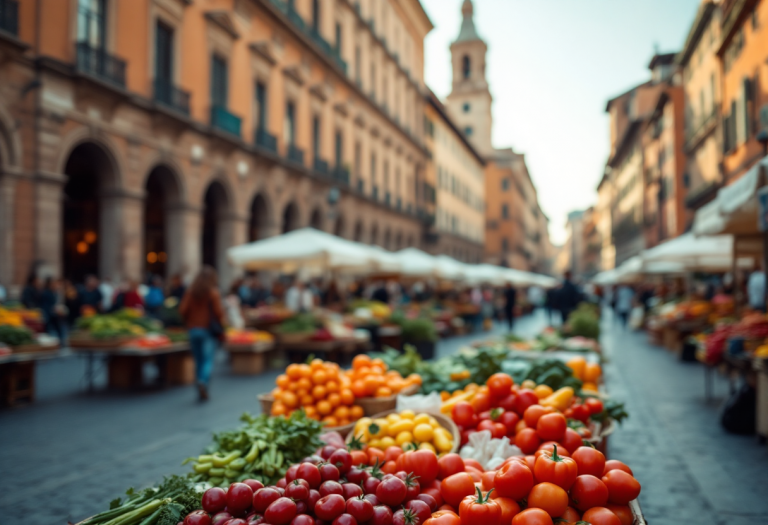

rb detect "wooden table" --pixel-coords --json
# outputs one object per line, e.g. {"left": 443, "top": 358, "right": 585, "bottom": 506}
{"left": 226, "top": 341, "right": 275, "bottom": 375}
{"left": 0, "top": 347, "right": 62, "bottom": 406}
{"left": 280, "top": 338, "right": 370, "bottom": 365}
{"left": 70, "top": 342, "right": 193, "bottom": 391}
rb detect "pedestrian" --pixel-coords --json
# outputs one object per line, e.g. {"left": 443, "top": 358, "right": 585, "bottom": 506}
{"left": 21, "top": 273, "right": 43, "bottom": 309}
{"left": 286, "top": 279, "right": 315, "bottom": 313}
{"left": 371, "top": 280, "right": 390, "bottom": 304}
{"left": 144, "top": 276, "right": 165, "bottom": 316}
{"left": 224, "top": 282, "right": 245, "bottom": 330}
{"left": 503, "top": 283, "right": 517, "bottom": 331}
{"left": 545, "top": 286, "right": 559, "bottom": 325}
{"left": 77, "top": 275, "right": 103, "bottom": 315}
{"left": 179, "top": 266, "right": 225, "bottom": 401}
{"left": 40, "top": 277, "right": 68, "bottom": 344}
{"left": 559, "top": 271, "right": 582, "bottom": 324}
{"left": 99, "top": 278, "right": 115, "bottom": 312}
{"left": 113, "top": 280, "right": 144, "bottom": 310}
{"left": 168, "top": 273, "right": 186, "bottom": 300}
{"left": 747, "top": 267, "right": 765, "bottom": 312}
{"left": 615, "top": 284, "right": 635, "bottom": 327}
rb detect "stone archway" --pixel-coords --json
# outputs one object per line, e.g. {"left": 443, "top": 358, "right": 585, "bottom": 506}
{"left": 353, "top": 220, "right": 364, "bottom": 242}
{"left": 249, "top": 193, "right": 271, "bottom": 241}
{"left": 62, "top": 141, "right": 120, "bottom": 282}
{"left": 334, "top": 213, "right": 346, "bottom": 238}
{"left": 144, "top": 165, "right": 183, "bottom": 278}
{"left": 283, "top": 201, "right": 300, "bottom": 233}
{"left": 310, "top": 207, "right": 324, "bottom": 231}
{"left": 202, "top": 180, "right": 231, "bottom": 272}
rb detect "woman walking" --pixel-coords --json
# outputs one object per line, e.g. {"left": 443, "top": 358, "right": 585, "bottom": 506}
{"left": 179, "top": 266, "right": 225, "bottom": 401}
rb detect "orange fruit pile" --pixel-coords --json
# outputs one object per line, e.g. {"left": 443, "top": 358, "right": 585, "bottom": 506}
{"left": 346, "top": 354, "right": 422, "bottom": 398}
{"left": 271, "top": 358, "right": 363, "bottom": 427}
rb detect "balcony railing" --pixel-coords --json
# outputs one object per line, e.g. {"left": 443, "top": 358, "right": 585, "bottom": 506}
{"left": 76, "top": 41, "right": 126, "bottom": 87}
{"left": 0, "top": 0, "right": 19, "bottom": 36}
{"left": 154, "top": 78, "right": 190, "bottom": 116}
{"left": 287, "top": 144, "right": 304, "bottom": 165}
{"left": 310, "top": 27, "right": 333, "bottom": 57}
{"left": 210, "top": 105, "right": 242, "bottom": 137}
{"left": 314, "top": 158, "right": 330, "bottom": 176}
{"left": 255, "top": 128, "right": 278, "bottom": 152}
{"left": 287, "top": 4, "right": 306, "bottom": 30}
{"left": 333, "top": 166, "right": 350, "bottom": 185}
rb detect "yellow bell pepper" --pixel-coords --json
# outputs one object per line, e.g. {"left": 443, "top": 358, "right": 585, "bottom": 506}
{"left": 539, "top": 387, "right": 574, "bottom": 412}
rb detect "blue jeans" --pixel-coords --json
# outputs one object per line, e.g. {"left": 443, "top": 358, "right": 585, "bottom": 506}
{"left": 188, "top": 328, "right": 216, "bottom": 386}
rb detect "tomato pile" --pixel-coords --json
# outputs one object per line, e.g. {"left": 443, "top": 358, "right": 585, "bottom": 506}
{"left": 448, "top": 373, "right": 605, "bottom": 449}
{"left": 182, "top": 426, "right": 640, "bottom": 525}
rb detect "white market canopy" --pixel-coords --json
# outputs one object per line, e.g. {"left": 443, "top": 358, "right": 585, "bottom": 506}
{"left": 642, "top": 233, "right": 733, "bottom": 270}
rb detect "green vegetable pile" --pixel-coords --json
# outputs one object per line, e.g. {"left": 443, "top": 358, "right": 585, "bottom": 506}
{"left": 275, "top": 314, "right": 318, "bottom": 335}
{"left": 501, "top": 358, "right": 583, "bottom": 391}
{"left": 0, "top": 324, "right": 35, "bottom": 346}
{"left": 590, "top": 397, "right": 629, "bottom": 425}
{"left": 186, "top": 410, "right": 323, "bottom": 487}
{"left": 76, "top": 309, "right": 162, "bottom": 339}
{"left": 565, "top": 303, "right": 601, "bottom": 340}
{"left": 81, "top": 475, "right": 202, "bottom": 525}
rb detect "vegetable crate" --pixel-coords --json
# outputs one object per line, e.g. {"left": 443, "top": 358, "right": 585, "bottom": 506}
{"left": 227, "top": 342, "right": 274, "bottom": 375}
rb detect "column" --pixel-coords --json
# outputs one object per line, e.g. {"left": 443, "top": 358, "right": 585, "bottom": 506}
{"left": 217, "top": 212, "right": 248, "bottom": 290}
{"left": 34, "top": 171, "right": 67, "bottom": 279}
{"left": 166, "top": 203, "right": 202, "bottom": 284}
{"left": 0, "top": 172, "right": 17, "bottom": 286}
{"left": 104, "top": 190, "right": 145, "bottom": 283}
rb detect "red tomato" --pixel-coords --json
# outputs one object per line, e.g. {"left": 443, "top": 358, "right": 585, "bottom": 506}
{"left": 381, "top": 460, "right": 397, "bottom": 475}
{"left": 458, "top": 487, "right": 501, "bottom": 525}
{"left": 453, "top": 402, "right": 478, "bottom": 428}
{"left": 526, "top": 482, "right": 568, "bottom": 518}
{"left": 602, "top": 470, "right": 641, "bottom": 505}
{"left": 487, "top": 373, "right": 514, "bottom": 398}
{"left": 582, "top": 507, "right": 621, "bottom": 525}
{"left": 515, "top": 419, "right": 528, "bottom": 434}
{"left": 492, "top": 496, "right": 520, "bottom": 525}
{"left": 422, "top": 486, "right": 444, "bottom": 508}
{"left": 536, "top": 442, "right": 570, "bottom": 458}
{"left": 603, "top": 460, "right": 633, "bottom": 477}
{"left": 396, "top": 450, "right": 412, "bottom": 472}
{"left": 438, "top": 453, "right": 466, "bottom": 480}
{"left": 513, "top": 390, "right": 540, "bottom": 416}
{"left": 376, "top": 476, "right": 407, "bottom": 507}
{"left": 571, "top": 404, "right": 591, "bottom": 423}
{"left": 496, "top": 393, "right": 518, "bottom": 412}
{"left": 314, "top": 494, "right": 347, "bottom": 521}
{"left": 265, "top": 497, "right": 298, "bottom": 525}
{"left": 478, "top": 420, "right": 507, "bottom": 439}
{"left": 463, "top": 458, "right": 484, "bottom": 471}
{"left": 523, "top": 405, "right": 553, "bottom": 428}
{"left": 584, "top": 398, "right": 604, "bottom": 415}
{"left": 606, "top": 505, "right": 633, "bottom": 525}
{"left": 523, "top": 455, "right": 537, "bottom": 471}
{"left": 346, "top": 497, "right": 374, "bottom": 523}
{"left": 471, "top": 392, "right": 493, "bottom": 413}
{"left": 494, "top": 460, "right": 534, "bottom": 500}
{"left": 367, "top": 447, "right": 385, "bottom": 466}
{"left": 424, "top": 510, "right": 461, "bottom": 525}
{"left": 533, "top": 447, "right": 578, "bottom": 490}
{"left": 569, "top": 475, "right": 609, "bottom": 511}
{"left": 498, "top": 411, "right": 520, "bottom": 436}
{"left": 510, "top": 508, "right": 553, "bottom": 525}
{"left": 408, "top": 449, "right": 439, "bottom": 484}
{"left": 350, "top": 450, "right": 369, "bottom": 466}
{"left": 384, "top": 446, "right": 403, "bottom": 462}
{"left": 465, "top": 466, "right": 483, "bottom": 483}
{"left": 536, "top": 413, "right": 566, "bottom": 442}
{"left": 481, "top": 470, "right": 497, "bottom": 491}
{"left": 561, "top": 428, "right": 585, "bottom": 455}
{"left": 571, "top": 447, "right": 606, "bottom": 477}
{"left": 441, "top": 472, "right": 477, "bottom": 508}
{"left": 560, "top": 507, "right": 580, "bottom": 522}
{"left": 514, "top": 428, "right": 541, "bottom": 454}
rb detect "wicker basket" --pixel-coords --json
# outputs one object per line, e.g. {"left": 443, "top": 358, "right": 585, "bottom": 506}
{"left": 355, "top": 384, "right": 420, "bottom": 416}
{"left": 257, "top": 393, "right": 356, "bottom": 435}
{"left": 346, "top": 409, "right": 460, "bottom": 454}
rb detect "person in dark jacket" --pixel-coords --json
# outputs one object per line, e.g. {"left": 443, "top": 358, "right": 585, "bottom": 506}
{"left": 40, "top": 277, "right": 67, "bottom": 343}
{"left": 545, "top": 287, "right": 559, "bottom": 324}
{"left": 559, "top": 271, "right": 582, "bottom": 324}
{"left": 503, "top": 283, "right": 517, "bottom": 331}
{"left": 21, "top": 274, "right": 43, "bottom": 309}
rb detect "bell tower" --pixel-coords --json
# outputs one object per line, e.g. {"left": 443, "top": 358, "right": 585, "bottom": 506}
{"left": 446, "top": 0, "right": 493, "bottom": 156}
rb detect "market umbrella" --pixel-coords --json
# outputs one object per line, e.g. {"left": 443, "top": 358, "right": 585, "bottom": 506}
{"left": 642, "top": 233, "right": 733, "bottom": 270}
{"left": 393, "top": 248, "right": 440, "bottom": 277}
{"left": 465, "top": 264, "right": 506, "bottom": 285}
{"left": 227, "top": 228, "right": 377, "bottom": 273}
{"left": 434, "top": 255, "right": 470, "bottom": 280}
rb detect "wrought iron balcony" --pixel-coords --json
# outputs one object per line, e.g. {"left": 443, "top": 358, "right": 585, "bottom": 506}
{"left": 154, "top": 78, "right": 190, "bottom": 116}
{"left": 210, "top": 105, "right": 242, "bottom": 137}
{"left": 255, "top": 128, "right": 278, "bottom": 152}
{"left": 287, "top": 4, "right": 305, "bottom": 30}
{"left": 0, "top": 0, "right": 19, "bottom": 36}
{"left": 314, "top": 158, "right": 330, "bottom": 176}
{"left": 287, "top": 144, "right": 304, "bottom": 165}
{"left": 310, "top": 27, "right": 333, "bottom": 56}
{"left": 333, "top": 166, "right": 350, "bottom": 185}
{"left": 76, "top": 41, "right": 126, "bottom": 88}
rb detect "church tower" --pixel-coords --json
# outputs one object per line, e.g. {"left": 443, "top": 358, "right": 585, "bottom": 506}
{"left": 445, "top": 0, "right": 493, "bottom": 157}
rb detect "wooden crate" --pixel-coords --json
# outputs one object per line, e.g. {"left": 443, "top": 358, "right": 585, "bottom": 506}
{"left": 166, "top": 353, "right": 195, "bottom": 385}
{"left": 0, "top": 361, "right": 35, "bottom": 406}
{"left": 230, "top": 351, "right": 266, "bottom": 375}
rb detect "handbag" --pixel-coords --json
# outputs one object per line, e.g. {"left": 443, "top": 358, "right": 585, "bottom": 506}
{"left": 208, "top": 297, "right": 224, "bottom": 340}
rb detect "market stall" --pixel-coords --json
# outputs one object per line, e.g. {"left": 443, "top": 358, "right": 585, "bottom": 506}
{"left": 224, "top": 329, "right": 276, "bottom": 375}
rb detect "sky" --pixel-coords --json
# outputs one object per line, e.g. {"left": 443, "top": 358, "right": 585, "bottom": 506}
{"left": 420, "top": 0, "right": 702, "bottom": 245}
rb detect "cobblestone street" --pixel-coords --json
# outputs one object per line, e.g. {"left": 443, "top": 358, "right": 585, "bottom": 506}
{"left": 2, "top": 311, "right": 768, "bottom": 525}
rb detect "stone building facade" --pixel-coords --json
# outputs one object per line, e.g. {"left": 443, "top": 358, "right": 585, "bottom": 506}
{"left": 0, "top": 0, "right": 433, "bottom": 290}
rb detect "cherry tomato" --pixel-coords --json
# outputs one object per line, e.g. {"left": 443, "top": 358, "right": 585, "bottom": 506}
{"left": 438, "top": 453, "right": 466, "bottom": 480}
{"left": 561, "top": 428, "right": 585, "bottom": 455}
{"left": 321, "top": 445, "right": 339, "bottom": 460}
{"left": 498, "top": 411, "right": 520, "bottom": 437}
{"left": 523, "top": 405, "right": 553, "bottom": 428}
{"left": 285, "top": 479, "right": 310, "bottom": 501}
{"left": 343, "top": 483, "right": 364, "bottom": 500}
{"left": 291, "top": 516, "right": 314, "bottom": 525}
{"left": 603, "top": 460, "right": 633, "bottom": 477}
{"left": 265, "top": 497, "right": 298, "bottom": 525}
{"left": 422, "top": 486, "right": 444, "bottom": 507}
{"left": 184, "top": 511, "right": 211, "bottom": 525}
{"left": 458, "top": 487, "right": 501, "bottom": 525}
{"left": 329, "top": 449, "right": 353, "bottom": 474}
{"left": 346, "top": 495, "right": 374, "bottom": 523}
{"left": 346, "top": 465, "right": 370, "bottom": 485}
{"left": 491, "top": 496, "right": 520, "bottom": 525}
{"left": 536, "top": 413, "right": 566, "bottom": 442}
{"left": 333, "top": 514, "right": 358, "bottom": 525}
{"left": 513, "top": 389, "right": 540, "bottom": 416}
{"left": 533, "top": 446, "right": 578, "bottom": 490}
{"left": 408, "top": 449, "right": 440, "bottom": 484}
{"left": 364, "top": 493, "right": 380, "bottom": 506}
{"left": 227, "top": 483, "right": 254, "bottom": 514}
{"left": 510, "top": 508, "right": 553, "bottom": 525}
{"left": 441, "top": 472, "right": 477, "bottom": 508}
{"left": 453, "top": 402, "right": 478, "bottom": 428}
{"left": 296, "top": 462, "right": 322, "bottom": 489}
{"left": 416, "top": 493, "right": 438, "bottom": 511}
{"left": 481, "top": 470, "right": 497, "bottom": 491}
{"left": 403, "top": 473, "right": 421, "bottom": 501}
{"left": 368, "top": 447, "right": 386, "bottom": 466}
{"left": 405, "top": 499, "right": 432, "bottom": 524}
{"left": 514, "top": 428, "right": 541, "bottom": 454}
{"left": 462, "top": 458, "right": 484, "bottom": 472}
{"left": 319, "top": 480, "right": 344, "bottom": 497}
{"left": 315, "top": 494, "right": 347, "bottom": 521}
{"left": 569, "top": 475, "right": 609, "bottom": 511}
{"left": 496, "top": 393, "right": 518, "bottom": 412}
{"left": 465, "top": 466, "right": 483, "bottom": 483}
{"left": 307, "top": 489, "right": 321, "bottom": 513}
{"left": 494, "top": 460, "right": 534, "bottom": 500}
{"left": 363, "top": 476, "right": 381, "bottom": 495}
{"left": 424, "top": 510, "right": 461, "bottom": 525}
{"left": 602, "top": 470, "right": 641, "bottom": 505}
{"left": 584, "top": 398, "right": 604, "bottom": 415}
{"left": 571, "top": 446, "right": 606, "bottom": 477}
{"left": 384, "top": 446, "right": 403, "bottom": 462}
{"left": 478, "top": 420, "right": 507, "bottom": 439}
{"left": 606, "top": 505, "right": 633, "bottom": 525}
{"left": 571, "top": 403, "right": 591, "bottom": 423}
{"left": 471, "top": 392, "right": 493, "bottom": 413}
{"left": 319, "top": 463, "right": 341, "bottom": 482}
{"left": 202, "top": 487, "right": 227, "bottom": 514}
{"left": 351, "top": 450, "right": 369, "bottom": 466}
{"left": 371, "top": 505, "right": 394, "bottom": 525}
{"left": 487, "top": 373, "right": 514, "bottom": 398}
{"left": 582, "top": 507, "right": 621, "bottom": 525}
{"left": 526, "top": 482, "right": 568, "bottom": 518}
{"left": 381, "top": 460, "right": 397, "bottom": 475}
{"left": 376, "top": 475, "right": 407, "bottom": 506}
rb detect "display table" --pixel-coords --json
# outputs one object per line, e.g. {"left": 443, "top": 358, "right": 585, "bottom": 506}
{"left": 226, "top": 341, "right": 275, "bottom": 375}
{"left": 280, "top": 338, "right": 370, "bottom": 364}
{"left": 0, "top": 347, "right": 62, "bottom": 406}
{"left": 70, "top": 342, "right": 192, "bottom": 391}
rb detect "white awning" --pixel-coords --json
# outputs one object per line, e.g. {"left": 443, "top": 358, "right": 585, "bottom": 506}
{"left": 642, "top": 233, "right": 733, "bottom": 269}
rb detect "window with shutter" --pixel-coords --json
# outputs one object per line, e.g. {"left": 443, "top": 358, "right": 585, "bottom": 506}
{"left": 211, "top": 55, "right": 228, "bottom": 108}
{"left": 255, "top": 82, "right": 267, "bottom": 130}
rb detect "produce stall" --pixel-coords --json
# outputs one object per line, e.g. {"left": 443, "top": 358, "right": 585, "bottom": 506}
{"left": 225, "top": 329, "right": 276, "bottom": 376}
